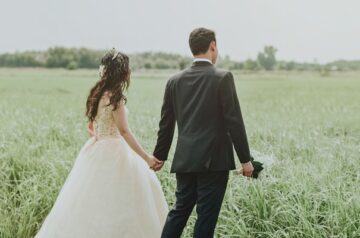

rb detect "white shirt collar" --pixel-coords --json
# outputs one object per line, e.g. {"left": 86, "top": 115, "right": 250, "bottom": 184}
{"left": 193, "top": 58, "right": 213, "bottom": 64}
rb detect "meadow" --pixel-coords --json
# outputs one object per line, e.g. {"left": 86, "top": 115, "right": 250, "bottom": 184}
{"left": 0, "top": 68, "right": 359, "bottom": 238}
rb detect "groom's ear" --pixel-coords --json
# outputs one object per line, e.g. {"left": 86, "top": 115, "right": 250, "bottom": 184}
{"left": 209, "top": 41, "right": 218, "bottom": 64}
{"left": 209, "top": 41, "right": 217, "bottom": 52}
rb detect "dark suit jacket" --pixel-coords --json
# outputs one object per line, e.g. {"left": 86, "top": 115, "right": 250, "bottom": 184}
{"left": 154, "top": 61, "right": 251, "bottom": 173}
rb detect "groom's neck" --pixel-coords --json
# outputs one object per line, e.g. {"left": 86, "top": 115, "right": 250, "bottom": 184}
{"left": 193, "top": 54, "right": 213, "bottom": 63}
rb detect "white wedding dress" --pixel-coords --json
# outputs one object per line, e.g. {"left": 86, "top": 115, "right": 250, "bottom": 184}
{"left": 35, "top": 97, "right": 168, "bottom": 238}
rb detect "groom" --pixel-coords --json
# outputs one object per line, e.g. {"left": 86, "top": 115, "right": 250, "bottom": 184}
{"left": 153, "top": 27, "right": 254, "bottom": 238}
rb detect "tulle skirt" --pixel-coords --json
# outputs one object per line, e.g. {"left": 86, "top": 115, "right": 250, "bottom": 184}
{"left": 35, "top": 136, "right": 168, "bottom": 238}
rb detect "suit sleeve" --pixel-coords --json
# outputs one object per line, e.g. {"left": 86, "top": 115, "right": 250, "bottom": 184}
{"left": 219, "top": 72, "right": 251, "bottom": 163}
{"left": 153, "top": 80, "right": 176, "bottom": 161}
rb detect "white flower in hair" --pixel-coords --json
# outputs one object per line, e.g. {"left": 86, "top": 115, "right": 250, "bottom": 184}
{"left": 112, "top": 49, "right": 119, "bottom": 60}
{"left": 99, "top": 65, "right": 105, "bottom": 78}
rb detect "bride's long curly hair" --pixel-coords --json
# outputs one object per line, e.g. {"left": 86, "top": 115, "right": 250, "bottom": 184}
{"left": 86, "top": 49, "right": 130, "bottom": 122}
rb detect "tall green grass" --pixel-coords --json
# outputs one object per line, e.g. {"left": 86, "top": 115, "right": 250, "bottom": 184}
{"left": 0, "top": 68, "right": 359, "bottom": 238}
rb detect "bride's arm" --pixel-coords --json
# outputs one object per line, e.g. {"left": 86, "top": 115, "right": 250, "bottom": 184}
{"left": 112, "top": 102, "right": 159, "bottom": 168}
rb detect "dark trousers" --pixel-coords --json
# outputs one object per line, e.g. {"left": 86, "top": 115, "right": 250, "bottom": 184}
{"left": 161, "top": 171, "right": 229, "bottom": 238}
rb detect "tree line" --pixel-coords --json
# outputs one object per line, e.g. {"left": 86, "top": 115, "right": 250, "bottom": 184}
{"left": 0, "top": 46, "right": 359, "bottom": 71}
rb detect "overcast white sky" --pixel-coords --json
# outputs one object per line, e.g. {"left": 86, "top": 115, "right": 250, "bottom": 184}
{"left": 1, "top": 0, "right": 359, "bottom": 63}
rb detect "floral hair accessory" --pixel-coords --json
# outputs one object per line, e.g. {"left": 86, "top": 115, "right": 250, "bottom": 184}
{"left": 99, "top": 65, "right": 105, "bottom": 78}
{"left": 112, "top": 48, "right": 119, "bottom": 60}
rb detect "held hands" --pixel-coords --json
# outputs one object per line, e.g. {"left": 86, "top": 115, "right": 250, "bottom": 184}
{"left": 152, "top": 159, "right": 165, "bottom": 172}
{"left": 240, "top": 161, "right": 254, "bottom": 177}
{"left": 146, "top": 155, "right": 165, "bottom": 172}
{"left": 147, "top": 157, "right": 255, "bottom": 175}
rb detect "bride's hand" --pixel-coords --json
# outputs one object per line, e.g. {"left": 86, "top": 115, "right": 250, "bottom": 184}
{"left": 145, "top": 155, "right": 163, "bottom": 170}
{"left": 145, "top": 155, "right": 157, "bottom": 168}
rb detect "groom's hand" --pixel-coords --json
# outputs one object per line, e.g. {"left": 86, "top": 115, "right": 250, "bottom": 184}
{"left": 241, "top": 161, "right": 254, "bottom": 177}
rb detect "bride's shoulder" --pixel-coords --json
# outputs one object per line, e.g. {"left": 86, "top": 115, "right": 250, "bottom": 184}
{"left": 119, "top": 100, "right": 128, "bottom": 113}
{"left": 102, "top": 91, "right": 112, "bottom": 99}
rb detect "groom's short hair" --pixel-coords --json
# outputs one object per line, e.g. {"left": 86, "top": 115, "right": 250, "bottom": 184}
{"left": 189, "top": 28, "right": 216, "bottom": 56}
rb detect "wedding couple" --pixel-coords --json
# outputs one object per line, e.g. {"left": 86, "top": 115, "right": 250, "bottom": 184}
{"left": 35, "top": 28, "right": 254, "bottom": 238}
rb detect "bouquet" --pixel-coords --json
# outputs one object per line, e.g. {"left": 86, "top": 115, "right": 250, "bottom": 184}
{"left": 238, "top": 150, "right": 275, "bottom": 179}
{"left": 249, "top": 155, "right": 264, "bottom": 179}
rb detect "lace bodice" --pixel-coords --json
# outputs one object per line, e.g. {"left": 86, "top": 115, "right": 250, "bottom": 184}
{"left": 93, "top": 96, "right": 123, "bottom": 139}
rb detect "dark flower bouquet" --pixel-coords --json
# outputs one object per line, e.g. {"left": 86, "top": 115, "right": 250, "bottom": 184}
{"left": 236, "top": 154, "right": 266, "bottom": 179}
{"left": 249, "top": 155, "right": 264, "bottom": 179}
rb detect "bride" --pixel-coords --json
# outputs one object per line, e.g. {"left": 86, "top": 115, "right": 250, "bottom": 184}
{"left": 35, "top": 49, "right": 168, "bottom": 238}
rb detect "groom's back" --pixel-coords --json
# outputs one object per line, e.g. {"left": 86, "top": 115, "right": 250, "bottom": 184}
{"left": 171, "top": 62, "right": 224, "bottom": 135}
{"left": 167, "top": 61, "right": 236, "bottom": 172}
{"left": 154, "top": 27, "right": 251, "bottom": 174}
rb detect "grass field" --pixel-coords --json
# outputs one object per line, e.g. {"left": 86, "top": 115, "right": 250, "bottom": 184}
{"left": 0, "top": 68, "right": 359, "bottom": 238}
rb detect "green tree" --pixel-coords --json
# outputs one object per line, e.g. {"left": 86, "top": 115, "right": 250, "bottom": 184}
{"left": 77, "top": 48, "right": 101, "bottom": 68}
{"left": 257, "top": 46, "right": 277, "bottom": 70}
{"left": 46, "top": 47, "right": 75, "bottom": 68}
{"left": 244, "top": 58, "right": 258, "bottom": 71}
{"left": 178, "top": 60, "right": 186, "bottom": 70}
{"left": 285, "top": 61, "right": 295, "bottom": 71}
{"left": 144, "top": 63, "right": 152, "bottom": 69}
{"left": 67, "top": 61, "right": 78, "bottom": 70}
{"left": 229, "top": 62, "right": 244, "bottom": 70}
